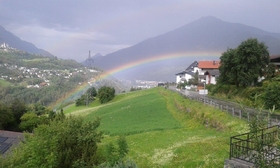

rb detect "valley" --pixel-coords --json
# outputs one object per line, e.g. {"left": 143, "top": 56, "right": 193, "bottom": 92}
{"left": 0, "top": 9, "right": 280, "bottom": 167}
{"left": 64, "top": 87, "right": 248, "bottom": 167}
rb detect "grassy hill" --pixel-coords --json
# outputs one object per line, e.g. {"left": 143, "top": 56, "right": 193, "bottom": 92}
{"left": 0, "top": 50, "right": 129, "bottom": 107}
{"left": 65, "top": 87, "right": 248, "bottom": 167}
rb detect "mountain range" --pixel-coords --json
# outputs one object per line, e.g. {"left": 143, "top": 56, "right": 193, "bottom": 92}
{"left": 2, "top": 16, "right": 280, "bottom": 82}
{"left": 89, "top": 16, "right": 280, "bottom": 82}
{"left": 0, "top": 25, "right": 53, "bottom": 57}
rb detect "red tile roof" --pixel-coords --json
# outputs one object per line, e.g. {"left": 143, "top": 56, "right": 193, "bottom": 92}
{"left": 198, "top": 60, "right": 220, "bottom": 69}
{"left": 270, "top": 54, "right": 280, "bottom": 59}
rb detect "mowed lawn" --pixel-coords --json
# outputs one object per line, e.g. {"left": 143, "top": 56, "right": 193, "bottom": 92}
{"left": 68, "top": 87, "right": 248, "bottom": 167}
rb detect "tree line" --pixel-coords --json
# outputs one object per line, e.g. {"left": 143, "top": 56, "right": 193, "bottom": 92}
{"left": 211, "top": 38, "right": 280, "bottom": 110}
{"left": 0, "top": 99, "right": 56, "bottom": 132}
{"left": 76, "top": 86, "right": 115, "bottom": 106}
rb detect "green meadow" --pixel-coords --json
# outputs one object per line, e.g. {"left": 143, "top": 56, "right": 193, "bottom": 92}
{"left": 22, "top": 58, "right": 50, "bottom": 62}
{"left": 0, "top": 79, "right": 11, "bottom": 87}
{"left": 65, "top": 87, "right": 248, "bottom": 167}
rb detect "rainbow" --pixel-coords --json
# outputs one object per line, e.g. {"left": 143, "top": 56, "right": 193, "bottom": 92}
{"left": 100, "top": 51, "right": 221, "bottom": 77}
{"left": 50, "top": 51, "right": 221, "bottom": 109}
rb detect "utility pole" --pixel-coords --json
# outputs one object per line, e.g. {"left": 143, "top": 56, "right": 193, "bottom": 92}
{"left": 204, "top": 82, "right": 206, "bottom": 104}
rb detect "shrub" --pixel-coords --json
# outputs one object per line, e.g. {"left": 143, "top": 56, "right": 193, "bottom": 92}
{"left": 98, "top": 86, "right": 115, "bottom": 104}
{"left": 101, "top": 136, "right": 130, "bottom": 166}
{"left": 263, "top": 82, "right": 280, "bottom": 110}
{"left": 1, "top": 116, "right": 103, "bottom": 168}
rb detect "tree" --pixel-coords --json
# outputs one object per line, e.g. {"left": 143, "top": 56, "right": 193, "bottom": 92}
{"left": 97, "top": 86, "right": 115, "bottom": 104}
{"left": 8, "top": 99, "right": 28, "bottom": 131}
{"left": 237, "top": 38, "right": 269, "bottom": 87}
{"left": 10, "top": 99, "right": 27, "bottom": 123}
{"left": 19, "top": 112, "right": 49, "bottom": 132}
{"left": 1, "top": 116, "right": 103, "bottom": 168}
{"left": 219, "top": 38, "right": 270, "bottom": 87}
{"left": 265, "top": 63, "right": 277, "bottom": 80}
{"left": 87, "top": 87, "right": 97, "bottom": 98}
{"left": 76, "top": 87, "right": 97, "bottom": 106}
{"left": 85, "top": 87, "right": 97, "bottom": 106}
{"left": 76, "top": 95, "right": 85, "bottom": 106}
{"left": 32, "top": 102, "right": 48, "bottom": 115}
{"left": 0, "top": 103, "right": 14, "bottom": 130}
{"left": 218, "top": 48, "right": 238, "bottom": 85}
{"left": 188, "top": 70, "right": 199, "bottom": 85}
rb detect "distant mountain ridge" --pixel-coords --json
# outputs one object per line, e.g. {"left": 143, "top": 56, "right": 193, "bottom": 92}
{"left": 0, "top": 25, "right": 53, "bottom": 57}
{"left": 92, "top": 16, "right": 280, "bottom": 81}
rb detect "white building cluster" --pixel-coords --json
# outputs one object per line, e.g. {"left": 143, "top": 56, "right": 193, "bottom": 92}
{"left": 0, "top": 62, "right": 99, "bottom": 88}
{"left": 0, "top": 42, "right": 17, "bottom": 51}
{"left": 175, "top": 60, "right": 220, "bottom": 88}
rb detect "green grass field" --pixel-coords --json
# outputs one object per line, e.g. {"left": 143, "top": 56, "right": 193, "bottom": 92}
{"left": 22, "top": 58, "right": 50, "bottom": 62}
{"left": 0, "top": 79, "right": 11, "bottom": 87}
{"left": 66, "top": 87, "right": 248, "bottom": 167}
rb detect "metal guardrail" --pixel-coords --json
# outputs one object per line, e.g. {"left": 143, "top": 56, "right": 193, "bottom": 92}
{"left": 229, "top": 125, "right": 280, "bottom": 165}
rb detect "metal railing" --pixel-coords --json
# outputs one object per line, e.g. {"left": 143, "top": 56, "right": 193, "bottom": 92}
{"left": 172, "top": 88, "right": 280, "bottom": 126}
{"left": 230, "top": 125, "right": 280, "bottom": 165}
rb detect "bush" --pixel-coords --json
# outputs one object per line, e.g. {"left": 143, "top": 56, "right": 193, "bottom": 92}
{"left": 263, "top": 82, "right": 280, "bottom": 110}
{"left": 98, "top": 86, "right": 115, "bottom": 104}
{"left": 211, "top": 84, "right": 233, "bottom": 95}
{"left": 1, "top": 116, "right": 103, "bottom": 168}
{"left": 19, "top": 112, "right": 49, "bottom": 132}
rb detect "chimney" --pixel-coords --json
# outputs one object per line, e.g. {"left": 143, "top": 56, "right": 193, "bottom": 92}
{"left": 213, "top": 61, "right": 216, "bottom": 65}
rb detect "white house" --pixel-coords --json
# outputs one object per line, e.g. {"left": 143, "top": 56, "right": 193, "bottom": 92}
{"left": 176, "top": 60, "right": 220, "bottom": 85}
{"left": 198, "top": 60, "right": 220, "bottom": 85}
{"left": 175, "top": 61, "right": 198, "bottom": 83}
{"left": 204, "top": 70, "right": 220, "bottom": 84}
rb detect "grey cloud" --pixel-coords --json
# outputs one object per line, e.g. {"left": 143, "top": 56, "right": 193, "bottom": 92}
{"left": 0, "top": 0, "right": 280, "bottom": 61}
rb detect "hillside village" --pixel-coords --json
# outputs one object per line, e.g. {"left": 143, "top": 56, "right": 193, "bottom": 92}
{"left": 0, "top": 42, "right": 18, "bottom": 51}
{"left": 0, "top": 62, "right": 99, "bottom": 88}
{"left": 0, "top": 43, "right": 100, "bottom": 89}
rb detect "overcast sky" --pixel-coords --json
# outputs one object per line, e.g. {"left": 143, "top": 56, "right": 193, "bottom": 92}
{"left": 0, "top": 0, "right": 280, "bottom": 61}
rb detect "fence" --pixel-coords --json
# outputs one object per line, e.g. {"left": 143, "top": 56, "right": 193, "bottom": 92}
{"left": 229, "top": 125, "right": 280, "bottom": 165}
{"left": 171, "top": 88, "right": 280, "bottom": 166}
{"left": 175, "top": 89, "right": 280, "bottom": 126}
